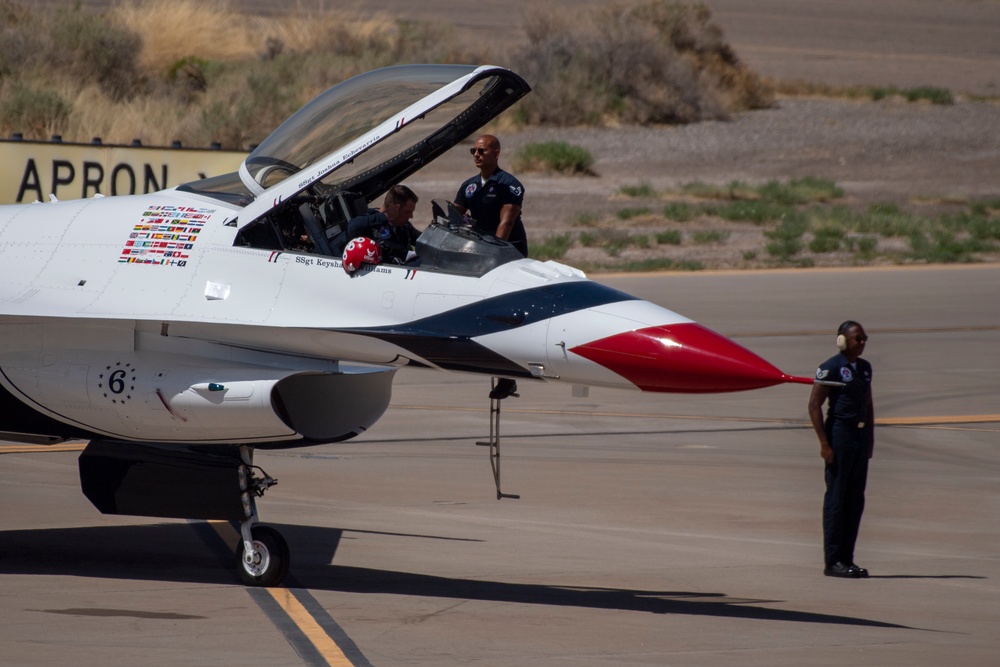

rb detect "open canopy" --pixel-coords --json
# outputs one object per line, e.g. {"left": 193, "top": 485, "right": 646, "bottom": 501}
{"left": 182, "top": 65, "right": 531, "bottom": 274}
{"left": 238, "top": 64, "right": 530, "bottom": 222}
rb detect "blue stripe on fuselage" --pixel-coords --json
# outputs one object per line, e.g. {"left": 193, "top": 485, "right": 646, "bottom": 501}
{"left": 332, "top": 281, "right": 637, "bottom": 375}
{"left": 354, "top": 281, "right": 637, "bottom": 339}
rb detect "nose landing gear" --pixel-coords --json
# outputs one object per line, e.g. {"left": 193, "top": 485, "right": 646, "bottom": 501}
{"left": 236, "top": 447, "right": 288, "bottom": 587}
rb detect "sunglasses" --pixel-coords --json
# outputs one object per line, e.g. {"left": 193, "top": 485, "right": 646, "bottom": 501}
{"left": 470, "top": 147, "right": 489, "bottom": 155}
{"left": 854, "top": 335, "right": 869, "bottom": 343}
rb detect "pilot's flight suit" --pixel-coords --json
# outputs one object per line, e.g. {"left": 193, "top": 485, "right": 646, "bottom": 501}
{"left": 346, "top": 209, "right": 420, "bottom": 264}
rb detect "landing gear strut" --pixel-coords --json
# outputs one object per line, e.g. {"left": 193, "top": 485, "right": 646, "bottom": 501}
{"left": 236, "top": 447, "right": 288, "bottom": 586}
{"left": 477, "top": 378, "right": 521, "bottom": 500}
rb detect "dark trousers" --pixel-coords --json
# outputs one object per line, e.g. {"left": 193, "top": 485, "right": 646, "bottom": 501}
{"left": 823, "top": 423, "right": 869, "bottom": 566}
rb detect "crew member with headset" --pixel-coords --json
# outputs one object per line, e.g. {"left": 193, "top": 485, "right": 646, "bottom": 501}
{"left": 453, "top": 134, "right": 528, "bottom": 258}
{"left": 807, "top": 320, "right": 875, "bottom": 578}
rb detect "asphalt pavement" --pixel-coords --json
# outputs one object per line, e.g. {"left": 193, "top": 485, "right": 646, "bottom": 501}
{"left": 3, "top": 265, "right": 998, "bottom": 666}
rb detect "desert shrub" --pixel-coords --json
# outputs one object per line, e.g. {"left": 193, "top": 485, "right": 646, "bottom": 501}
{"left": 663, "top": 202, "right": 696, "bottom": 221}
{"left": 513, "top": 141, "right": 595, "bottom": 175}
{"left": 691, "top": 229, "right": 729, "bottom": 244}
{"left": 758, "top": 177, "right": 843, "bottom": 205}
{"left": 531, "top": 234, "right": 574, "bottom": 261}
{"left": 852, "top": 204, "right": 929, "bottom": 237}
{"left": 680, "top": 180, "right": 757, "bottom": 200}
{"left": 0, "top": 0, "right": 769, "bottom": 146}
{"left": 579, "top": 229, "right": 637, "bottom": 256}
{"left": 619, "top": 182, "right": 656, "bottom": 198}
{"left": 872, "top": 86, "right": 953, "bottom": 105}
{"left": 844, "top": 235, "right": 879, "bottom": 260}
{"left": 511, "top": 0, "right": 771, "bottom": 125}
{"left": 809, "top": 205, "right": 856, "bottom": 228}
{"left": 615, "top": 258, "right": 704, "bottom": 271}
{"left": 809, "top": 226, "right": 845, "bottom": 253}
{"left": 617, "top": 207, "right": 652, "bottom": 220}
{"left": 869, "top": 86, "right": 955, "bottom": 104}
{"left": 168, "top": 56, "right": 210, "bottom": 97}
{"left": 656, "top": 230, "right": 683, "bottom": 244}
{"left": 716, "top": 201, "right": 803, "bottom": 225}
{"left": 605, "top": 231, "right": 634, "bottom": 256}
{"left": 965, "top": 216, "right": 1000, "bottom": 242}
{"left": 764, "top": 218, "right": 807, "bottom": 259}
{"left": 0, "top": 2, "right": 39, "bottom": 79}
{"left": 766, "top": 236, "right": 803, "bottom": 259}
{"left": 677, "top": 177, "right": 841, "bottom": 205}
{"left": 49, "top": 6, "right": 144, "bottom": 101}
{"left": 0, "top": 86, "right": 71, "bottom": 138}
{"left": 908, "top": 230, "right": 985, "bottom": 263}
{"left": 904, "top": 87, "right": 953, "bottom": 104}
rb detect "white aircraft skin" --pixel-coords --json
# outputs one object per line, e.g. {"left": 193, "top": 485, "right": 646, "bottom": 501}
{"left": 0, "top": 65, "right": 812, "bottom": 586}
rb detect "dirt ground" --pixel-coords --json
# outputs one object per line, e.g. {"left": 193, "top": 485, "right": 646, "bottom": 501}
{"left": 52, "top": 0, "right": 1000, "bottom": 269}
{"left": 293, "top": 0, "right": 1000, "bottom": 269}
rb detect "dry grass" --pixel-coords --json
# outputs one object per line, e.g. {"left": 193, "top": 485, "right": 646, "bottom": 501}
{"left": 0, "top": 0, "right": 771, "bottom": 147}
{"left": 113, "top": 0, "right": 259, "bottom": 72}
{"left": 114, "top": 0, "right": 403, "bottom": 72}
{"left": 508, "top": 1, "right": 772, "bottom": 126}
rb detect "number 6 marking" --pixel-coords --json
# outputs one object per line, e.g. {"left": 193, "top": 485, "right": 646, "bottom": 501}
{"left": 109, "top": 369, "right": 126, "bottom": 394}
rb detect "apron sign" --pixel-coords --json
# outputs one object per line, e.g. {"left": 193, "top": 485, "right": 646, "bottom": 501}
{"left": 0, "top": 139, "right": 246, "bottom": 204}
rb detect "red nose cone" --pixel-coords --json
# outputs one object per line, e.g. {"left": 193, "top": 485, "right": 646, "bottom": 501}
{"left": 570, "top": 323, "right": 812, "bottom": 393}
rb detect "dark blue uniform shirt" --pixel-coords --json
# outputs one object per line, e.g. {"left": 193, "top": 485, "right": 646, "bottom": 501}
{"left": 816, "top": 353, "right": 873, "bottom": 427}
{"left": 454, "top": 168, "right": 527, "bottom": 256}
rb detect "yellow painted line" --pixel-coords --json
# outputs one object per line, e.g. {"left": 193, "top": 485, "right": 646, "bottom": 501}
{"left": 0, "top": 443, "right": 87, "bottom": 454}
{"left": 394, "top": 403, "right": 801, "bottom": 424}
{"left": 264, "top": 588, "right": 354, "bottom": 667}
{"left": 207, "top": 521, "right": 355, "bottom": 667}
{"left": 896, "top": 424, "right": 1000, "bottom": 433}
{"left": 595, "top": 262, "right": 1000, "bottom": 278}
{"left": 208, "top": 519, "right": 240, "bottom": 544}
{"left": 736, "top": 324, "right": 1000, "bottom": 338}
{"left": 393, "top": 404, "right": 1000, "bottom": 427}
{"left": 877, "top": 415, "right": 1000, "bottom": 426}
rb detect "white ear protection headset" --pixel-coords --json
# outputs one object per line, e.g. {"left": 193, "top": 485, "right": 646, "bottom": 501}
{"left": 836, "top": 320, "right": 859, "bottom": 351}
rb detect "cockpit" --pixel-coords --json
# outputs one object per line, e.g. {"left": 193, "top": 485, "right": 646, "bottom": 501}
{"left": 177, "top": 65, "right": 531, "bottom": 277}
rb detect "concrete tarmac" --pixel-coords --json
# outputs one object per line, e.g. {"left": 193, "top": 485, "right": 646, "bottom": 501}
{"left": 2, "top": 265, "right": 998, "bottom": 666}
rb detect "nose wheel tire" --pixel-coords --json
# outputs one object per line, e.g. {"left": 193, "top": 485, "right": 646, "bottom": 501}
{"left": 237, "top": 525, "right": 290, "bottom": 587}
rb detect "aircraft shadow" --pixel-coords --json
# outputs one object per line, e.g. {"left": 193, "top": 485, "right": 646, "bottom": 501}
{"left": 0, "top": 521, "right": 916, "bottom": 630}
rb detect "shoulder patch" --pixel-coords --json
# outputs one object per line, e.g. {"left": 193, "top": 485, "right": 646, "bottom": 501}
{"left": 509, "top": 185, "right": 523, "bottom": 197}
{"left": 815, "top": 368, "right": 829, "bottom": 380}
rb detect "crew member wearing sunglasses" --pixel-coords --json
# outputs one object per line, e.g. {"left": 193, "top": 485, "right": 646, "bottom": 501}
{"left": 808, "top": 320, "right": 875, "bottom": 579}
{"left": 453, "top": 135, "right": 528, "bottom": 257}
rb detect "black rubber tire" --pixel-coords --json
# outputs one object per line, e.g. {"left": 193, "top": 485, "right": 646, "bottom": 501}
{"left": 236, "top": 525, "right": 290, "bottom": 587}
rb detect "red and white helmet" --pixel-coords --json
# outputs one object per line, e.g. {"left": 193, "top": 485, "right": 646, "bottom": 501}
{"left": 342, "top": 237, "right": 382, "bottom": 274}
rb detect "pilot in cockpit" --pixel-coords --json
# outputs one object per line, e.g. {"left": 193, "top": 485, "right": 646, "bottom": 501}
{"left": 346, "top": 184, "right": 422, "bottom": 264}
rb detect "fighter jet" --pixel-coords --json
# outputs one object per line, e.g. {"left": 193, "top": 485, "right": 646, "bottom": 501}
{"left": 0, "top": 65, "right": 812, "bottom": 586}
